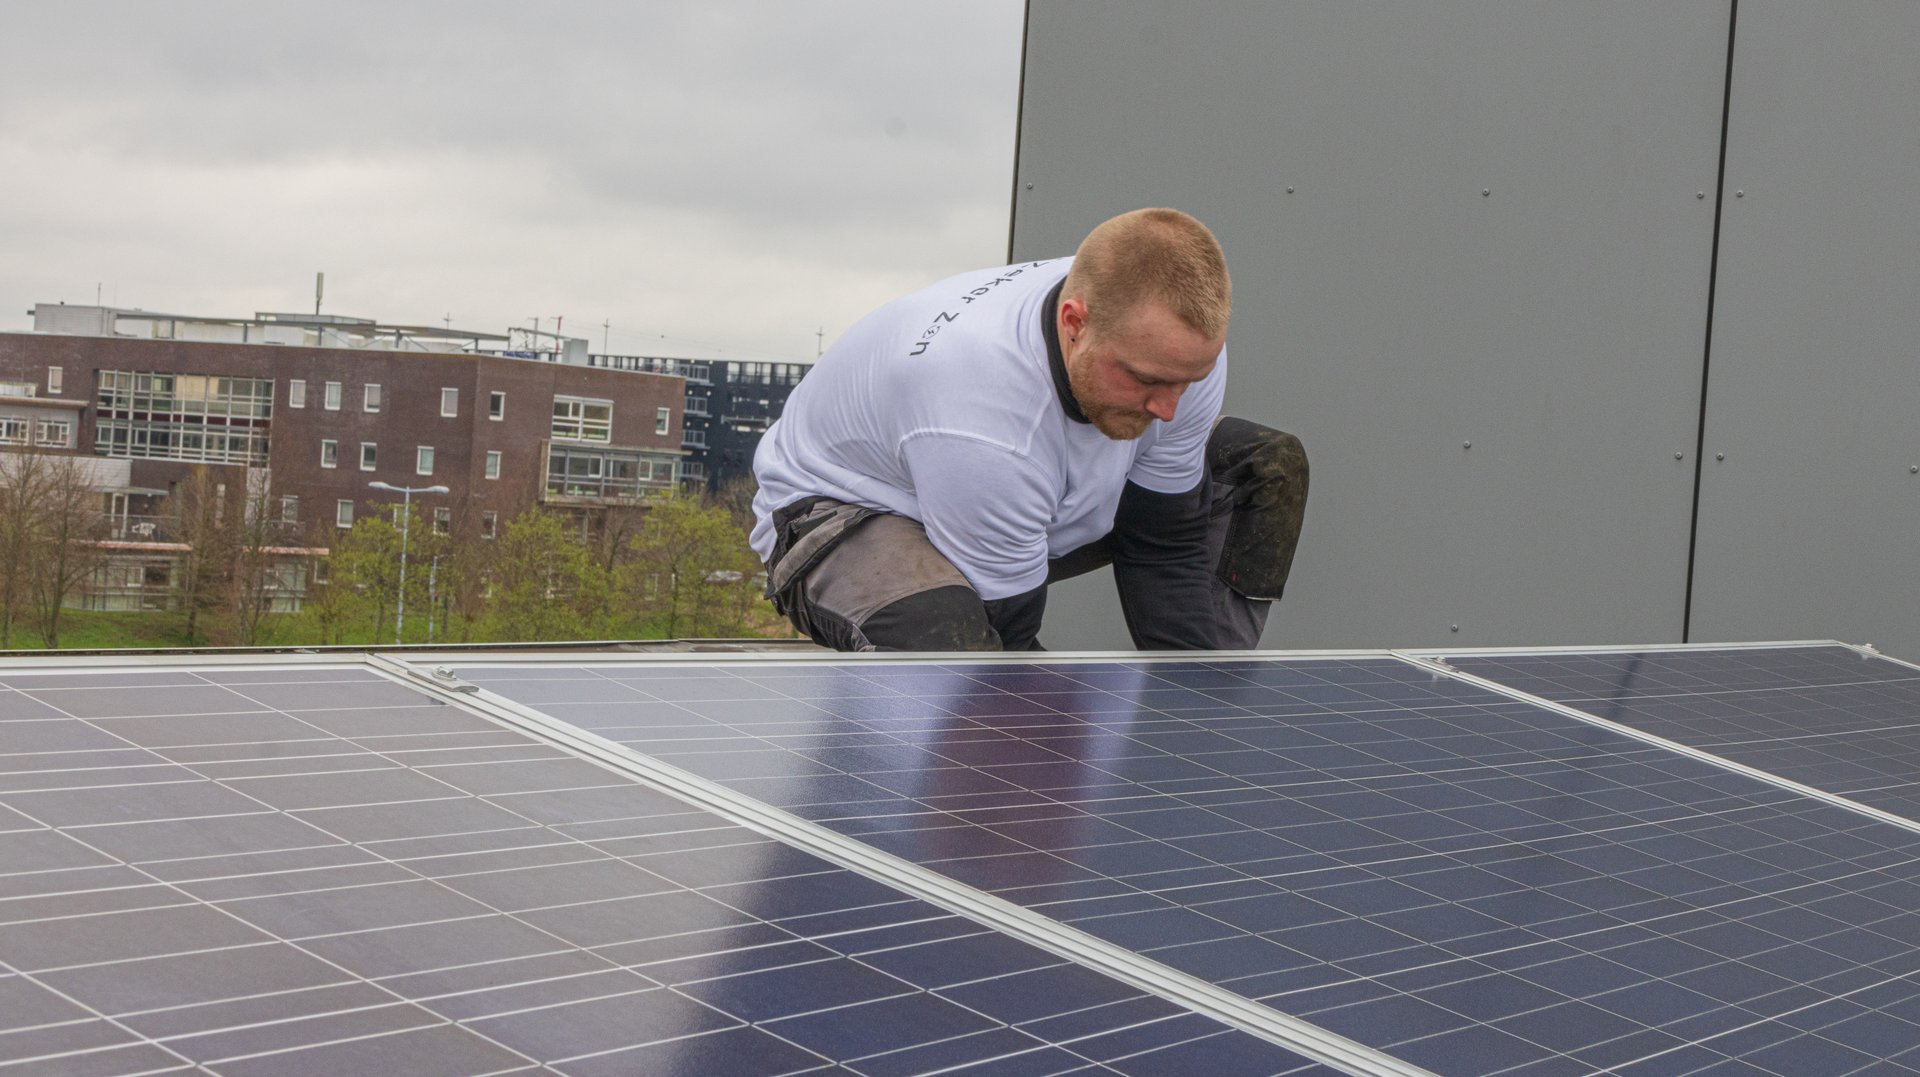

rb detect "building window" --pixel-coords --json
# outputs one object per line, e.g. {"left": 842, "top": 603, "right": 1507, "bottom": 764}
{"left": 324, "top": 381, "right": 341, "bottom": 410}
{"left": 288, "top": 379, "right": 306, "bottom": 408}
{"left": 485, "top": 450, "right": 501, "bottom": 480}
{"left": 364, "top": 384, "right": 382, "bottom": 412}
{"left": 34, "top": 419, "right": 70, "bottom": 447}
{"left": 336, "top": 500, "right": 354, "bottom": 528}
{"left": 280, "top": 495, "right": 299, "bottom": 522}
{"left": 0, "top": 418, "right": 28, "bottom": 445}
{"left": 489, "top": 391, "right": 505, "bottom": 420}
{"left": 0, "top": 380, "right": 34, "bottom": 398}
{"left": 547, "top": 445, "right": 678, "bottom": 500}
{"left": 47, "top": 367, "right": 62, "bottom": 394}
{"left": 433, "top": 507, "right": 451, "bottom": 535}
{"left": 655, "top": 406, "right": 671, "bottom": 435}
{"left": 416, "top": 446, "right": 434, "bottom": 475}
{"left": 360, "top": 442, "right": 377, "bottom": 471}
{"left": 441, "top": 387, "right": 458, "bottom": 417}
{"left": 92, "top": 370, "right": 273, "bottom": 464}
{"left": 321, "top": 439, "right": 338, "bottom": 468}
{"left": 481, "top": 511, "right": 498, "bottom": 539}
{"left": 551, "top": 395, "right": 612, "bottom": 443}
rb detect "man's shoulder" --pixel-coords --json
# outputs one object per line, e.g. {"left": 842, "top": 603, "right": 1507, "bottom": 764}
{"left": 870, "top": 258, "right": 1069, "bottom": 364}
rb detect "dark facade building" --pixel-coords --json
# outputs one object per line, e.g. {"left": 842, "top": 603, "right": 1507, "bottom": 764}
{"left": 0, "top": 331, "right": 684, "bottom": 609}
{"left": 587, "top": 355, "right": 809, "bottom": 492}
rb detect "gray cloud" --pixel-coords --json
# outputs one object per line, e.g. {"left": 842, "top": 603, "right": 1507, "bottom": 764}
{"left": 0, "top": 0, "right": 1024, "bottom": 358}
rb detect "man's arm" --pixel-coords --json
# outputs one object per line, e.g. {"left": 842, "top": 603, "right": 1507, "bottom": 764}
{"left": 1108, "top": 475, "right": 1218, "bottom": 650}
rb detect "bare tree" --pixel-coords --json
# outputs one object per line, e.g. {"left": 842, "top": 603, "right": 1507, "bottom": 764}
{"left": 28, "top": 457, "right": 107, "bottom": 648}
{"left": 171, "top": 466, "right": 238, "bottom": 642}
{"left": 224, "top": 469, "right": 298, "bottom": 647}
{"left": 0, "top": 453, "right": 50, "bottom": 647}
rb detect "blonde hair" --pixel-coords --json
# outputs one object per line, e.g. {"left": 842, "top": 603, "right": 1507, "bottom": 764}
{"left": 1063, "top": 208, "right": 1231, "bottom": 338}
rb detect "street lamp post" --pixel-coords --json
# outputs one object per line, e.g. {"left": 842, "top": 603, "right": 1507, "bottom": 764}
{"left": 368, "top": 482, "right": 449, "bottom": 645}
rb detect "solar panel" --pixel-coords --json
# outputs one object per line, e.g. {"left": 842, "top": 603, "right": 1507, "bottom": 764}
{"left": 453, "top": 653, "right": 1920, "bottom": 1077}
{"left": 0, "top": 662, "right": 1333, "bottom": 1076}
{"left": 1438, "top": 644, "right": 1920, "bottom": 825}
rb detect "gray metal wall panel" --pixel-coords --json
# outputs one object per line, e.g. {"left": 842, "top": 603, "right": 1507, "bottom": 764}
{"left": 1689, "top": 2, "right": 1920, "bottom": 655}
{"left": 1013, "top": 1, "right": 1731, "bottom": 649}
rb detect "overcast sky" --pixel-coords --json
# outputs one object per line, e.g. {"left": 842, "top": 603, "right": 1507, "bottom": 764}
{"left": 0, "top": 1, "right": 1025, "bottom": 361}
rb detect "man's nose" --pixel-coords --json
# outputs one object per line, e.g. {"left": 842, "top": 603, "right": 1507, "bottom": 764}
{"left": 1145, "top": 385, "right": 1184, "bottom": 422}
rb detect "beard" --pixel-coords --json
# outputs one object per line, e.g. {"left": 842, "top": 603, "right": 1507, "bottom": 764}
{"left": 1082, "top": 404, "right": 1153, "bottom": 440}
{"left": 1066, "top": 353, "right": 1154, "bottom": 440}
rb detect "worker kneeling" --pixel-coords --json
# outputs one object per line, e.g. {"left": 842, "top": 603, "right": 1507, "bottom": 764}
{"left": 751, "top": 208, "right": 1306, "bottom": 652}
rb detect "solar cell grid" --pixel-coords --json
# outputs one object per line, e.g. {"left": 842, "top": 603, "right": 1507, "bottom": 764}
{"left": 1443, "top": 645, "right": 1920, "bottom": 825}
{"left": 0, "top": 664, "right": 1331, "bottom": 1076}
{"left": 465, "top": 655, "right": 1920, "bottom": 1077}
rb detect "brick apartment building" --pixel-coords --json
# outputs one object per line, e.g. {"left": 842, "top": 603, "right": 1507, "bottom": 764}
{"left": 0, "top": 322, "right": 684, "bottom": 610}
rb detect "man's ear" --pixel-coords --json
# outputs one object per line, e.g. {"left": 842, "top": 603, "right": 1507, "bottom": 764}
{"left": 1059, "top": 295, "right": 1090, "bottom": 344}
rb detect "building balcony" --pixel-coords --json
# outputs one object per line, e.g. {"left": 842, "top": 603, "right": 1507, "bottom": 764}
{"left": 102, "top": 514, "right": 179, "bottom": 543}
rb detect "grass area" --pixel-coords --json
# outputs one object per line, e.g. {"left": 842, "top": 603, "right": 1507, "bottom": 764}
{"left": 5, "top": 609, "right": 200, "bottom": 651}
{"left": 0, "top": 606, "right": 797, "bottom": 652}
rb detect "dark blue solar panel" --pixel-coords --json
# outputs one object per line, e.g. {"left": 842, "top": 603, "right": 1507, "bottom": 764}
{"left": 465, "top": 656, "right": 1920, "bottom": 1077}
{"left": 0, "top": 664, "right": 1328, "bottom": 1077}
{"left": 1446, "top": 645, "right": 1920, "bottom": 823}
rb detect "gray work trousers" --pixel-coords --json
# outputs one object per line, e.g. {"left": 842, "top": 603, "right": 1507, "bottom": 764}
{"left": 763, "top": 418, "right": 1307, "bottom": 652}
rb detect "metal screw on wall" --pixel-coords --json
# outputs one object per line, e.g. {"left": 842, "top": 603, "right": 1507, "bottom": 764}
{"left": 1675, "top": 452, "right": 1685, "bottom": 460}
{"left": 1716, "top": 453, "right": 1726, "bottom": 461}
{"left": 1462, "top": 441, "right": 1471, "bottom": 450}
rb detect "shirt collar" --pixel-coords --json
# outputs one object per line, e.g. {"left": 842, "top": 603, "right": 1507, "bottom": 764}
{"left": 1041, "top": 278, "right": 1089, "bottom": 425}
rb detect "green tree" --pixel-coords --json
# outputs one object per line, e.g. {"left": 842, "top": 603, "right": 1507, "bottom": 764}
{"left": 619, "top": 492, "right": 763, "bottom": 638}
{"left": 480, "top": 509, "right": 607, "bottom": 642}
{"left": 299, "top": 518, "right": 357, "bottom": 646}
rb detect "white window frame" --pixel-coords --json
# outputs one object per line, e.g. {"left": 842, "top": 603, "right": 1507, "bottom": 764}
{"left": 288, "top": 379, "right": 306, "bottom": 408}
{"left": 324, "top": 381, "right": 342, "bottom": 410}
{"left": 481, "top": 511, "right": 498, "bottom": 539}
{"left": 335, "top": 500, "right": 354, "bottom": 528}
{"left": 363, "top": 384, "right": 382, "bottom": 413}
{"left": 489, "top": 391, "right": 505, "bottom": 421}
{"left": 359, "top": 442, "right": 377, "bottom": 471}
{"left": 34, "top": 419, "right": 69, "bottom": 447}
{"left": 0, "top": 418, "right": 28, "bottom": 445}
{"left": 47, "top": 366, "right": 62, "bottom": 394}
{"left": 416, "top": 445, "right": 434, "bottom": 476}
{"left": 320, "top": 439, "right": 338, "bottom": 468}
{"left": 551, "top": 395, "right": 613, "bottom": 443}
{"left": 484, "top": 450, "right": 501, "bottom": 480}
{"left": 432, "top": 507, "right": 451, "bottom": 535}
{"left": 441, "top": 387, "right": 458, "bottom": 417}
{"left": 655, "top": 406, "right": 671, "bottom": 435}
{"left": 280, "top": 495, "right": 299, "bottom": 522}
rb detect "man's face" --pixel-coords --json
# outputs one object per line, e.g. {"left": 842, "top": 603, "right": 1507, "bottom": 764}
{"left": 1063, "top": 298, "right": 1223, "bottom": 440}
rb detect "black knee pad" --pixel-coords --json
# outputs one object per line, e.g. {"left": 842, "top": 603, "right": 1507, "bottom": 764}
{"left": 860, "top": 585, "right": 1002, "bottom": 651}
{"left": 1209, "top": 418, "right": 1309, "bottom": 601}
